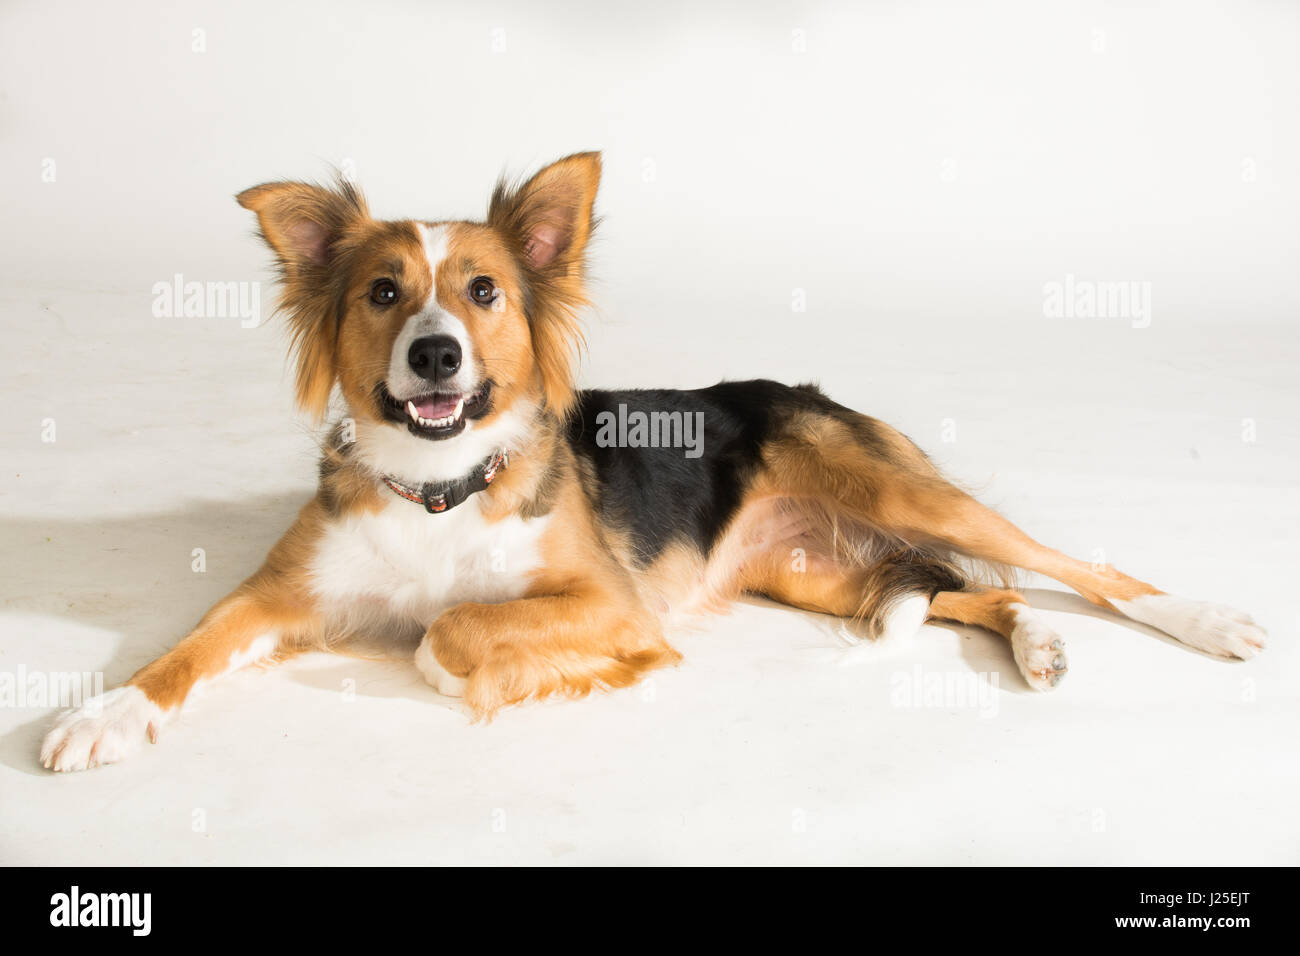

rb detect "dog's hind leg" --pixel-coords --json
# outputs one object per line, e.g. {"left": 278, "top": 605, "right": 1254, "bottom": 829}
{"left": 928, "top": 588, "right": 1068, "bottom": 690}
{"left": 889, "top": 491, "right": 1265, "bottom": 661}
{"left": 727, "top": 495, "right": 966, "bottom": 642}
{"left": 729, "top": 501, "right": 1068, "bottom": 688}
{"left": 759, "top": 408, "right": 1266, "bottom": 662}
{"left": 743, "top": 546, "right": 962, "bottom": 642}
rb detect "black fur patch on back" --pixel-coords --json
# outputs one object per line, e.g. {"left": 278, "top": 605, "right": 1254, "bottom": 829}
{"left": 567, "top": 379, "right": 843, "bottom": 565}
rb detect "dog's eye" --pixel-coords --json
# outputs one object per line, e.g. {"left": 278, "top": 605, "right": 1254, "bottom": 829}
{"left": 469, "top": 277, "right": 497, "bottom": 306}
{"left": 370, "top": 279, "right": 399, "bottom": 306}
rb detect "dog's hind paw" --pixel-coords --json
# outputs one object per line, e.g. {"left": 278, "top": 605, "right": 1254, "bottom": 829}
{"left": 1112, "top": 594, "right": 1266, "bottom": 660}
{"left": 1009, "top": 605, "right": 1068, "bottom": 691}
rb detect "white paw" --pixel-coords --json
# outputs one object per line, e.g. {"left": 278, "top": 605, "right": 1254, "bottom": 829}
{"left": 1113, "top": 594, "right": 1266, "bottom": 660}
{"left": 1009, "top": 604, "right": 1068, "bottom": 691}
{"left": 414, "top": 638, "right": 466, "bottom": 698}
{"left": 40, "top": 686, "right": 163, "bottom": 773}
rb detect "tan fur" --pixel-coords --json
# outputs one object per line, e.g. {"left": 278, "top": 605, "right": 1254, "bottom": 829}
{"left": 426, "top": 452, "right": 680, "bottom": 717}
{"left": 487, "top": 152, "right": 600, "bottom": 418}
{"left": 129, "top": 504, "right": 329, "bottom": 708}
{"left": 236, "top": 179, "right": 370, "bottom": 421}
{"left": 928, "top": 589, "right": 1028, "bottom": 640}
{"left": 750, "top": 412, "right": 1159, "bottom": 612}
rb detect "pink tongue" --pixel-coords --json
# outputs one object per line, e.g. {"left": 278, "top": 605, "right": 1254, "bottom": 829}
{"left": 414, "top": 394, "right": 460, "bottom": 418}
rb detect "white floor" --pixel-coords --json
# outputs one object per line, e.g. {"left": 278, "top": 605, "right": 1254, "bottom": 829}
{"left": 1, "top": 284, "right": 1296, "bottom": 865}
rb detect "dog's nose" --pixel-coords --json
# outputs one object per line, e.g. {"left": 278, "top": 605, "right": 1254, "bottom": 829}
{"left": 408, "top": 335, "right": 462, "bottom": 381}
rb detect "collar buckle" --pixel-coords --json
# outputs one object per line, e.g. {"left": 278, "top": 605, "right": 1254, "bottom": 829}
{"left": 385, "top": 449, "right": 509, "bottom": 516}
{"left": 427, "top": 482, "right": 468, "bottom": 513}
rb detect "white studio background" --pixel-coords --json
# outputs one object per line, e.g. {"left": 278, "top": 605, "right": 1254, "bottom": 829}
{"left": 4, "top": 0, "right": 1297, "bottom": 315}
{"left": 1, "top": 1, "right": 1298, "bottom": 865}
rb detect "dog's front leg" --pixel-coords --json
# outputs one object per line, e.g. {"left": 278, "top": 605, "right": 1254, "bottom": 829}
{"left": 40, "top": 579, "right": 313, "bottom": 772}
{"left": 415, "top": 592, "right": 680, "bottom": 719}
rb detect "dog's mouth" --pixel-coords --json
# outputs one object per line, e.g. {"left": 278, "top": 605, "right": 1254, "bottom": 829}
{"left": 378, "top": 381, "right": 494, "bottom": 441}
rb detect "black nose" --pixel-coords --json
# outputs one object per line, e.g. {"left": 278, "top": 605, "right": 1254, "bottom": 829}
{"left": 408, "top": 335, "right": 462, "bottom": 381}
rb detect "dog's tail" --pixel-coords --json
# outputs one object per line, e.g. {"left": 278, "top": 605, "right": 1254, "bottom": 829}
{"left": 779, "top": 496, "right": 1014, "bottom": 637}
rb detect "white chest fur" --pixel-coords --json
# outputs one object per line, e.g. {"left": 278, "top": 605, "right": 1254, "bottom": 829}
{"left": 308, "top": 494, "right": 549, "bottom": 628}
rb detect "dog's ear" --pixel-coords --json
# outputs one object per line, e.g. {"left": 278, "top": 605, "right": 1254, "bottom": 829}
{"left": 488, "top": 152, "right": 601, "bottom": 418}
{"left": 236, "top": 179, "right": 368, "bottom": 421}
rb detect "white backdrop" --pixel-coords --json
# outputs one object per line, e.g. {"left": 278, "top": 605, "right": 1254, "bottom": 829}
{"left": 4, "top": 0, "right": 1297, "bottom": 316}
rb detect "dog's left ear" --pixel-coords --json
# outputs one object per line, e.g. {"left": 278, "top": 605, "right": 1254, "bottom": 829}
{"left": 490, "top": 151, "right": 601, "bottom": 273}
{"left": 489, "top": 152, "right": 601, "bottom": 417}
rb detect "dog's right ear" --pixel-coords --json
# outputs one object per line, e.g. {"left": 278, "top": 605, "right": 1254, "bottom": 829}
{"left": 236, "top": 180, "right": 369, "bottom": 421}
{"left": 236, "top": 179, "right": 368, "bottom": 275}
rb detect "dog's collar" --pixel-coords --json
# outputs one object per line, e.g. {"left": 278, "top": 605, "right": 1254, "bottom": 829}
{"left": 382, "top": 449, "right": 509, "bottom": 515}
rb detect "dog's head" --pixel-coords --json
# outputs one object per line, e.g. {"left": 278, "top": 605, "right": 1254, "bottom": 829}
{"left": 237, "top": 153, "right": 599, "bottom": 473}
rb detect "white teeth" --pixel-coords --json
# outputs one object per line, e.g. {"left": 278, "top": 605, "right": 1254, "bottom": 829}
{"left": 416, "top": 415, "right": 454, "bottom": 428}
{"left": 404, "top": 394, "right": 468, "bottom": 430}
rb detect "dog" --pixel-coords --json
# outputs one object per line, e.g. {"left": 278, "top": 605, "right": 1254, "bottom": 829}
{"left": 40, "top": 152, "right": 1266, "bottom": 771}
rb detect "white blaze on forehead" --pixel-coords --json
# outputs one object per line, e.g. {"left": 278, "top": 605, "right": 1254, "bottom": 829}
{"left": 419, "top": 223, "right": 449, "bottom": 307}
{"left": 385, "top": 223, "right": 478, "bottom": 398}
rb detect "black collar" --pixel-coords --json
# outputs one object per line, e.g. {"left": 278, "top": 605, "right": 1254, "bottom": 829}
{"left": 382, "top": 449, "right": 509, "bottom": 514}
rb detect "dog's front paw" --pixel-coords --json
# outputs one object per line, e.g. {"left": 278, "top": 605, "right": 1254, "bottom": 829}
{"left": 1114, "top": 594, "right": 1266, "bottom": 660}
{"left": 40, "top": 686, "right": 163, "bottom": 772}
{"left": 1010, "top": 605, "right": 1067, "bottom": 691}
{"left": 414, "top": 638, "right": 467, "bottom": 698}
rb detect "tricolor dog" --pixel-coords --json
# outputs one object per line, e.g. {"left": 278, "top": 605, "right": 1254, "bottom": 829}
{"left": 41, "top": 153, "right": 1266, "bottom": 771}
